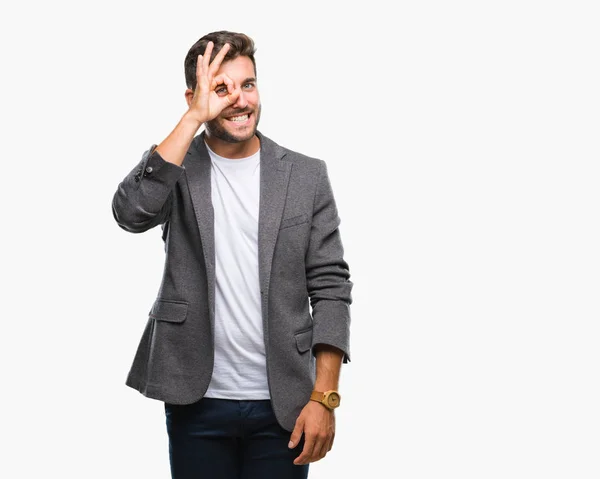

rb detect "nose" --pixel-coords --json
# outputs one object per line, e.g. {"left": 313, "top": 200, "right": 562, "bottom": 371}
{"left": 232, "top": 89, "right": 248, "bottom": 110}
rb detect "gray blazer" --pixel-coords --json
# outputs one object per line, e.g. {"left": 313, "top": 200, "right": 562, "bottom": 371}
{"left": 112, "top": 130, "right": 353, "bottom": 432}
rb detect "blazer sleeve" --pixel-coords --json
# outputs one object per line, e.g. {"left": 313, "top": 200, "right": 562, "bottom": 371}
{"left": 112, "top": 145, "right": 185, "bottom": 233}
{"left": 306, "top": 159, "right": 353, "bottom": 363}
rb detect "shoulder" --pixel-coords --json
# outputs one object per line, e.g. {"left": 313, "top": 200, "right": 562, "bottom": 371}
{"left": 258, "top": 132, "right": 325, "bottom": 173}
{"left": 282, "top": 147, "right": 326, "bottom": 179}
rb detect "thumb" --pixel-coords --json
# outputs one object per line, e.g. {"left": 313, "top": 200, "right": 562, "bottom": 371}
{"left": 289, "top": 418, "right": 305, "bottom": 449}
{"left": 223, "top": 88, "right": 241, "bottom": 107}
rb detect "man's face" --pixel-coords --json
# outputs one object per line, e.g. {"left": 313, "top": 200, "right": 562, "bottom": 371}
{"left": 205, "top": 55, "right": 261, "bottom": 143}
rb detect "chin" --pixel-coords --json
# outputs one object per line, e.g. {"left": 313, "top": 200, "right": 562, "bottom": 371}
{"left": 207, "top": 119, "right": 258, "bottom": 144}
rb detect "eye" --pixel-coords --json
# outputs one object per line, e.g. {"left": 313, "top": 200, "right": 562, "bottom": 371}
{"left": 243, "top": 82, "right": 255, "bottom": 90}
{"left": 215, "top": 85, "right": 228, "bottom": 95}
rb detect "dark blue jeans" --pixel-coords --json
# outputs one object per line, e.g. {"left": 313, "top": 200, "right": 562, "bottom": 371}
{"left": 164, "top": 398, "right": 309, "bottom": 479}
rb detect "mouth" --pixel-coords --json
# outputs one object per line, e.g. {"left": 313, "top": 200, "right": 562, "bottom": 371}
{"left": 225, "top": 112, "right": 252, "bottom": 126}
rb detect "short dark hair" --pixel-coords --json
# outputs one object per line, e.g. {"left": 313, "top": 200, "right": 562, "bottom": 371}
{"left": 184, "top": 31, "right": 257, "bottom": 91}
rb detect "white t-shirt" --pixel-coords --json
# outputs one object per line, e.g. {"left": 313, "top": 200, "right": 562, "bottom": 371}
{"left": 203, "top": 142, "right": 270, "bottom": 399}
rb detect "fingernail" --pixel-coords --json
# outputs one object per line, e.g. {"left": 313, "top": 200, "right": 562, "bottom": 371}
{"left": 288, "top": 441, "right": 294, "bottom": 448}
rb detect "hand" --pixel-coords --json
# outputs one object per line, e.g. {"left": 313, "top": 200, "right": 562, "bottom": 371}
{"left": 289, "top": 401, "right": 336, "bottom": 465}
{"left": 187, "top": 41, "right": 240, "bottom": 123}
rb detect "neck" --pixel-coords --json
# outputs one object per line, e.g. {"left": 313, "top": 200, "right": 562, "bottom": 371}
{"left": 204, "top": 133, "right": 260, "bottom": 159}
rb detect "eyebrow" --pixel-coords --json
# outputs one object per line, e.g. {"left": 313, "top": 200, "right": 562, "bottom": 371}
{"left": 216, "top": 77, "right": 256, "bottom": 88}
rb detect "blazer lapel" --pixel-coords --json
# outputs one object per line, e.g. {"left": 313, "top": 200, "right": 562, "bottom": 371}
{"left": 183, "top": 132, "right": 216, "bottom": 319}
{"left": 183, "top": 130, "right": 291, "bottom": 325}
{"left": 256, "top": 131, "right": 292, "bottom": 301}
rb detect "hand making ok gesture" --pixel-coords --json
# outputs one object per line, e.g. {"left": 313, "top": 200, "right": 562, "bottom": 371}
{"left": 187, "top": 41, "right": 240, "bottom": 124}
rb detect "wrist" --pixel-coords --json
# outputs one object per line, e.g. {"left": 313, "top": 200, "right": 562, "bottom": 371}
{"left": 310, "top": 389, "right": 341, "bottom": 410}
{"left": 182, "top": 110, "right": 206, "bottom": 128}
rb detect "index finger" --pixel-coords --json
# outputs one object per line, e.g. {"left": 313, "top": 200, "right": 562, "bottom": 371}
{"left": 293, "top": 434, "right": 316, "bottom": 465}
{"left": 208, "top": 43, "right": 231, "bottom": 76}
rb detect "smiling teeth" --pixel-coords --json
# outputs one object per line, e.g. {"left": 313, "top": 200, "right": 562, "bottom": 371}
{"left": 230, "top": 115, "right": 248, "bottom": 122}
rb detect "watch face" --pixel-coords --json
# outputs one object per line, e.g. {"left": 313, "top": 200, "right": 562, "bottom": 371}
{"left": 326, "top": 392, "right": 340, "bottom": 408}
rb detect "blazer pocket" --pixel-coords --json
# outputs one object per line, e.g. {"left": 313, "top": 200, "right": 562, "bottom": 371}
{"left": 149, "top": 299, "right": 189, "bottom": 323}
{"left": 279, "top": 213, "right": 309, "bottom": 230}
{"left": 294, "top": 326, "right": 313, "bottom": 353}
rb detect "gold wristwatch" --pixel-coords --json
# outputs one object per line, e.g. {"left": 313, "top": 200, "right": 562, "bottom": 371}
{"left": 310, "top": 390, "right": 341, "bottom": 410}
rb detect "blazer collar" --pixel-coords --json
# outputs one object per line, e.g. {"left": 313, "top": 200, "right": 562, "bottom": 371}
{"left": 190, "top": 129, "right": 288, "bottom": 169}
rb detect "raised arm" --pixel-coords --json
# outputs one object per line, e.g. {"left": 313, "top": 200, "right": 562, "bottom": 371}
{"left": 111, "top": 41, "right": 240, "bottom": 233}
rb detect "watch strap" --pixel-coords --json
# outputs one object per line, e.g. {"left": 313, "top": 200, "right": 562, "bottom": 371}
{"left": 310, "top": 390, "right": 325, "bottom": 402}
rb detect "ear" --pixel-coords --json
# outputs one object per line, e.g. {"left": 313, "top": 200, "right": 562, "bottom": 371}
{"left": 184, "top": 88, "right": 194, "bottom": 108}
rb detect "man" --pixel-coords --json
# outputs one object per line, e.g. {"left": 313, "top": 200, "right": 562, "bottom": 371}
{"left": 112, "top": 30, "right": 353, "bottom": 479}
